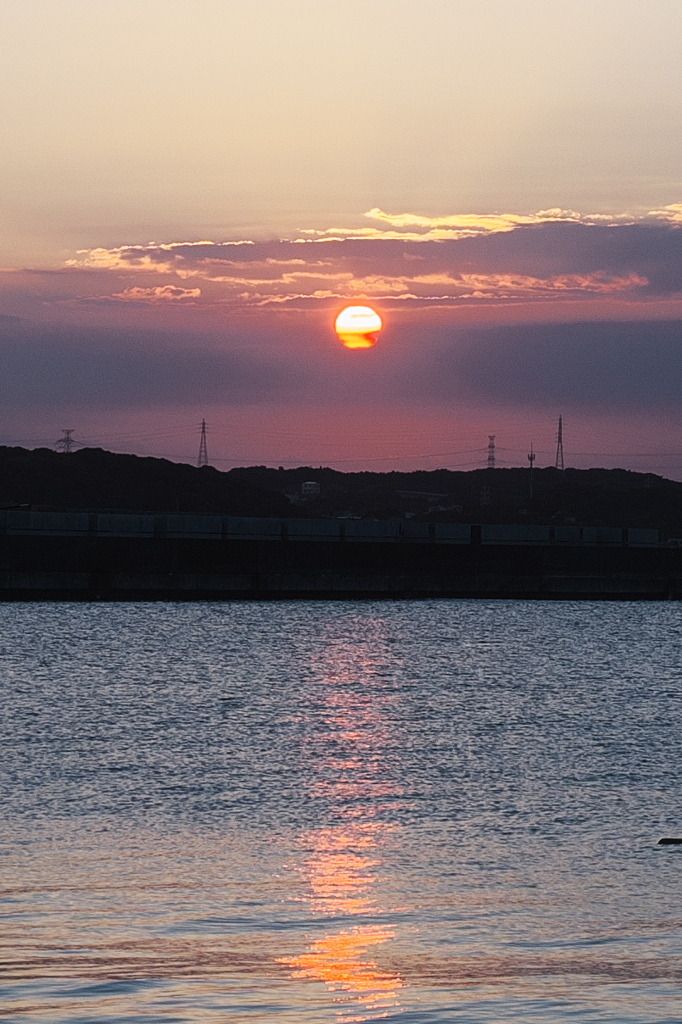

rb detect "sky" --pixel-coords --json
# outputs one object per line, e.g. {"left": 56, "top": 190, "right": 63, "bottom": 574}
{"left": 1, "top": 0, "right": 682, "bottom": 474}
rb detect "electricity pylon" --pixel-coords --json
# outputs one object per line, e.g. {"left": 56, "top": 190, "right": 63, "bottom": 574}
{"left": 197, "top": 419, "right": 209, "bottom": 467}
{"left": 487, "top": 435, "right": 496, "bottom": 469}
{"left": 56, "top": 429, "right": 75, "bottom": 453}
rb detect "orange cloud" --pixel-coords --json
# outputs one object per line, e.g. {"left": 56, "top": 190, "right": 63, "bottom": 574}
{"left": 51, "top": 203, "right": 682, "bottom": 316}
{"left": 647, "top": 203, "right": 682, "bottom": 223}
{"left": 110, "top": 285, "right": 201, "bottom": 303}
{"left": 67, "top": 240, "right": 254, "bottom": 273}
{"left": 299, "top": 203, "right": 682, "bottom": 242}
{"left": 299, "top": 205, "right": 636, "bottom": 242}
{"left": 217, "top": 270, "right": 648, "bottom": 307}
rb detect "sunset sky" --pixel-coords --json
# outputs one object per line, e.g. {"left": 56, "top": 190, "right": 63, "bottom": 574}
{"left": 2, "top": 0, "right": 682, "bottom": 473}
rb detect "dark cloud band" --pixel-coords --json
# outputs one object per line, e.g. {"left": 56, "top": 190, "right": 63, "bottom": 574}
{"left": 2, "top": 317, "right": 681, "bottom": 412}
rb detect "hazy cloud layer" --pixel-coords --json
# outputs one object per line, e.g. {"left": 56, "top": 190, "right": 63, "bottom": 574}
{"left": 1, "top": 316, "right": 681, "bottom": 413}
{"left": 424, "top": 319, "right": 682, "bottom": 408}
{"left": 0, "top": 324, "right": 295, "bottom": 407}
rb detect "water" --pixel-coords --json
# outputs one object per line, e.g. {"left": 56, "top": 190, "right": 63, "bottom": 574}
{"left": 1, "top": 600, "right": 681, "bottom": 1024}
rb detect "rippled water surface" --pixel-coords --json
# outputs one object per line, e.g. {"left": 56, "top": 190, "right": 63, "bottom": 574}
{"left": 1, "top": 600, "right": 681, "bottom": 1023}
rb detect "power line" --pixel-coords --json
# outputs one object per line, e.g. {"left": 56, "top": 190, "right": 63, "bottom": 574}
{"left": 499, "top": 447, "right": 682, "bottom": 458}
{"left": 5, "top": 427, "right": 682, "bottom": 474}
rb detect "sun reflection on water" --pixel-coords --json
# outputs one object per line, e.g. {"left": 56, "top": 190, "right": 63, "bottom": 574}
{"left": 278, "top": 823, "right": 403, "bottom": 1021}
{"left": 278, "top": 627, "right": 405, "bottom": 1021}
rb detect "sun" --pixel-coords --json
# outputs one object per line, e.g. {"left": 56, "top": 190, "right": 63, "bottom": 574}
{"left": 334, "top": 305, "right": 383, "bottom": 348}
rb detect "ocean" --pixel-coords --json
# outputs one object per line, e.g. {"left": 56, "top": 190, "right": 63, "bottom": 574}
{"left": 1, "top": 600, "right": 680, "bottom": 1023}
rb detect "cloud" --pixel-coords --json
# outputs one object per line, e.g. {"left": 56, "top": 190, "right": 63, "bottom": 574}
{"left": 109, "top": 285, "right": 201, "bottom": 303}
{"left": 301, "top": 205, "right": 636, "bottom": 242}
{"left": 65, "top": 240, "right": 253, "bottom": 273}
{"left": 0, "top": 322, "right": 297, "bottom": 407}
{"left": 1, "top": 314, "right": 682, "bottom": 415}
{"left": 0, "top": 203, "right": 671, "bottom": 328}
{"left": 424, "top": 319, "right": 682, "bottom": 409}
{"left": 646, "top": 203, "right": 682, "bottom": 223}
{"left": 60, "top": 204, "right": 682, "bottom": 309}
{"left": 235, "top": 270, "right": 646, "bottom": 308}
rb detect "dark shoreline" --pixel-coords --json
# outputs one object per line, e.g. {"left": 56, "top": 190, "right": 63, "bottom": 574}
{"left": 0, "top": 511, "right": 679, "bottom": 601}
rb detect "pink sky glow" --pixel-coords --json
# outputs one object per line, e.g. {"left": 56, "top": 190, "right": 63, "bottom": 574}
{"left": 2, "top": 2, "right": 682, "bottom": 475}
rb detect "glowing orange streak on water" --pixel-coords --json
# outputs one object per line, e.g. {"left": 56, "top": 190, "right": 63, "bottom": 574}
{"left": 277, "top": 630, "right": 404, "bottom": 1019}
{"left": 288, "top": 927, "right": 399, "bottom": 990}
{"left": 278, "top": 824, "right": 402, "bottom": 1020}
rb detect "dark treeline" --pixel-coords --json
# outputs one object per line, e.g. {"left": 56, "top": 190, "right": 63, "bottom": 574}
{"left": 1, "top": 446, "right": 681, "bottom": 537}
{"left": 232, "top": 464, "right": 682, "bottom": 537}
{"left": 0, "top": 447, "right": 288, "bottom": 518}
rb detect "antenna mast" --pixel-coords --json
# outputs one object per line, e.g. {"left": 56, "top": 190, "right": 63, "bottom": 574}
{"left": 197, "top": 419, "right": 209, "bottom": 467}
{"left": 527, "top": 442, "right": 536, "bottom": 501}
{"left": 555, "top": 415, "right": 565, "bottom": 470}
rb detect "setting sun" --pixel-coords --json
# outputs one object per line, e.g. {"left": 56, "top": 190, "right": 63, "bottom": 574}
{"left": 334, "top": 306, "right": 383, "bottom": 349}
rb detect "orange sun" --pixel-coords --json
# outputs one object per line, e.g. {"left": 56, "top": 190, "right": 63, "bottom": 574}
{"left": 334, "top": 306, "right": 383, "bottom": 348}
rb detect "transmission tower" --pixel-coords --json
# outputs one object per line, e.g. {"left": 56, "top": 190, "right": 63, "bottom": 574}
{"left": 56, "top": 429, "right": 75, "bottom": 453}
{"left": 487, "top": 435, "right": 496, "bottom": 469}
{"left": 197, "top": 419, "right": 209, "bottom": 467}
{"left": 555, "top": 415, "right": 565, "bottom": 470}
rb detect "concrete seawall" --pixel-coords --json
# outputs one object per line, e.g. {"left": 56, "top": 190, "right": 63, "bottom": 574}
{"left": 0, "top": 512, "right": 677, "bottom": 599}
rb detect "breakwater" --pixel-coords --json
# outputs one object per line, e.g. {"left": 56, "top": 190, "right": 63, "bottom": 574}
{"left": 0, "top": 510, "right": 677, "bottom": 599}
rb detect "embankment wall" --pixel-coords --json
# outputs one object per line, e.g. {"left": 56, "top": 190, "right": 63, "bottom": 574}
{"left": 0, "top": 513, "right": 676, "bottom": 599}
